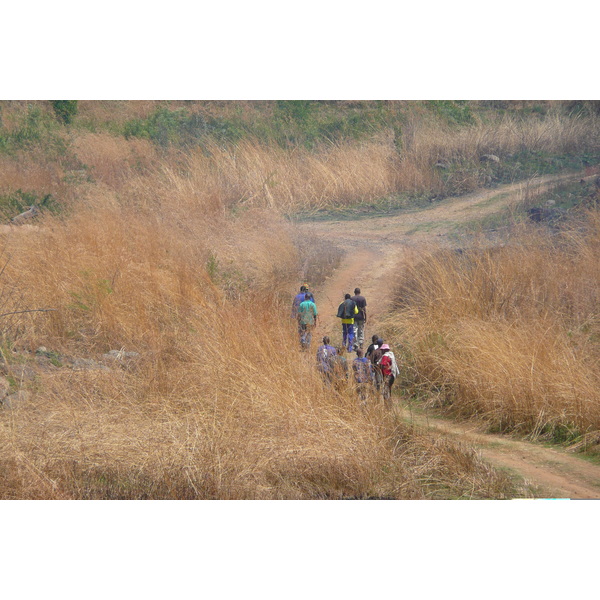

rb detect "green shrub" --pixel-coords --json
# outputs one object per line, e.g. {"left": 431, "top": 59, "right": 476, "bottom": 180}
{"left": 427, "top": 100, "right": 475, "bottom": 126}
{"left": 0, "top": 105, "right": 67, "bottom": 156}
{"left": 51, "top": 101, "right": 78, "bottom": 124}
{"left": 123, "top": 107, "right": 243, "bottom": 147}
{"left": 0, "top": 190, "right": 58, "bottom": 219}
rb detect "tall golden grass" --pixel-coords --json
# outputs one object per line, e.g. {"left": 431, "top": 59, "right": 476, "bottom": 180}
{"left": 384, "top": 212, "right": 600, "bottom": 440}
{"left": 0, "top": 185, "right": 517, "bottom": 499}
{"left": 3, "top": 105, "right": 598, "bottom": 219}
{"left": 159, "top": 112, "right": 600, "bottom": 211}
{"left": 3, "top": 101, "right": 590, "bottom": 497}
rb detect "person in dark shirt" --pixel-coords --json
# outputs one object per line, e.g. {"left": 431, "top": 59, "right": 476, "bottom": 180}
{"left": 351, "top": 288, "right": 367, "bottom": 350}
{"left": 370, "top": 338, "right": 385, "bottom": 391}
{"left": 337, "top": 293, "right": 358, "bottom": 352}
{"left": 365, "top": 335, "right": 379, "bottom": 361}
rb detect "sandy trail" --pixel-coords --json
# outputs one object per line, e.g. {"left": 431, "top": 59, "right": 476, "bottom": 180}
{"left": 404, "top": 412, "right": 600, "bottom": 498}
{"left": 299, "top": 170, "right": 600, "bottom": 499}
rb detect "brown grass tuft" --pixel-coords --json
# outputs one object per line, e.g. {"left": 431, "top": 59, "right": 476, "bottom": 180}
{"left": 384, "top": 213, "right": 600, "bottom": 439}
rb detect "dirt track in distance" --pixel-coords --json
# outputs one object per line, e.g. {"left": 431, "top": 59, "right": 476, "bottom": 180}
{"left": 298, "top": 171, "right": 600, "bottom": 499}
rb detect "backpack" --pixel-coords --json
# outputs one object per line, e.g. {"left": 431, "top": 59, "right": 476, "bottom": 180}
{"left": 378, "top": 351, "right": 400, "bottom": 377}
{"left": 337, "top": 298, "right": 356, "bottom": 319}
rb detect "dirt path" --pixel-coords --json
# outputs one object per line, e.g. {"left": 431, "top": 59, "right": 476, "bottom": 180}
{"left": 306, "top": 171, "right": 594, "bottom": 336}
{"left": 404, "top": 411, "right": 600, "bottom": 498}
{"left": 299, "top": 170, "right": 600, "bottom": 499}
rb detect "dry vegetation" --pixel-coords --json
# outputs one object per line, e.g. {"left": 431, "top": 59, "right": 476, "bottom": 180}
{"left": 1, "top": 100, "right": 598, "bottom": 499}
{"left": 2, "top": 101, "right": 599, "bottom": 215}
{"left": 384, "top": 211, "right": 600, "bottom": 444}
{"left": 0, "top": 202, "right": 516, "bottom": 499}
{"left": 0, "top": 151, "right": 516, "bottom": 499}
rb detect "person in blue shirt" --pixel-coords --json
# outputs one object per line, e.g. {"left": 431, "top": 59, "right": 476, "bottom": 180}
{"left": 291, "top": 285, "right": 315, "bottom": 319}
{"left": 316, "top": 336, "right": 337, "bottom": 381}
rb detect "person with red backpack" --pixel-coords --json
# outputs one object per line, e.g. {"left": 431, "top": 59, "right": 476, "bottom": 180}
{"left": 378, "top": 344, "right": 400, "bottom": 408}
{"left": 336, "top": 293, "right": 358, "bottom": 352}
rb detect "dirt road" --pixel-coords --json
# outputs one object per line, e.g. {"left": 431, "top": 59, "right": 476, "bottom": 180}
{"left": 298, "top": 171, "right": 600, "bottom": 499}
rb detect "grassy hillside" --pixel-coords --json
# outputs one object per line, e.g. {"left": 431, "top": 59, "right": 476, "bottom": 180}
{"left": 381, "top": 204, "right": 600, "bottom": 448}
{"left": 2, "top": 100, "right": 600, "bottom": 216}
{"left": 1, "top": 100, "right": 598, "bottom": 498}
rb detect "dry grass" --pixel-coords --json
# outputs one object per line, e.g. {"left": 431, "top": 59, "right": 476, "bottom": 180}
{"left": 163, "top": 137, "right": 401, "bottom": 212}
{"left": 397, "top": 110, "right": 600, "bottom": 196}
{"left": 71, "top": 132, "right": 159, "bottom": 188}
{"left": 0, "top": 351, "right": 516, "bottom": 499}
{"left": 384, "top": 213, "right": 600, "bottom": 440}
{"left": 3, "top": 104, "right": 599, "bottom": 217}
{"left": 0, "top": 154, "right": 65, "bottom": 199}
{"left": 167, "top": 112, "right": 600, "bottom": 210}
{"left": 3, "top": 101, "right": 572, "bottom": 498}
{"left": 0, "top": 184, "right": 518, "bottom": 499}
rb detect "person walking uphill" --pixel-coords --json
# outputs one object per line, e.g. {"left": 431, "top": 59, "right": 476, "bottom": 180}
{"left": 378, "top": 344, "right": 400, "bottom": 408}
{"left": 368, "top": 337, "right": 384, "bottom": 391}
{"left": 352, "top": 348, "right": 374, "bottom": 403}
{"left": 291, "top": 285, "right": 315, "bottom": 320}
{"left": 297, "top": 293, "right": 318, "bottom": 350}
{"left": 316, "top": 336, "right": 337, "bottom": 382}
{"left": 351, "top": 288, "right": 367, "bottom": 350}
{"left": 337, "top": 293, "right": 358, "bottom": 352}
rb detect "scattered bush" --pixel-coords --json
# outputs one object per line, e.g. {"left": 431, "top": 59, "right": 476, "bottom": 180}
{"left": 51, "top": 100, "right": 78, "bottom": 125}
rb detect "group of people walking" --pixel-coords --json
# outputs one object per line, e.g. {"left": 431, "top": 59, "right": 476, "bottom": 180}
{"left": 291, "top": 284, "right": 400, "bottom": 407}
{"left": 316, "top": 335, "right": 399, "bottom": 407}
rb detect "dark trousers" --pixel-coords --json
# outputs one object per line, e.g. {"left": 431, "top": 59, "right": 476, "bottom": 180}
{"left": 382, "top": 374, "right": 395, "bottom": 407}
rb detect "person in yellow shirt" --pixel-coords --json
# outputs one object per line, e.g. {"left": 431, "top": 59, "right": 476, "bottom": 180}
{"left": 337, "top": 293, "right": 358, "bottom": 352}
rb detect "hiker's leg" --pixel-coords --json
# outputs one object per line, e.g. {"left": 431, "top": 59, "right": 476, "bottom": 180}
{"left": 382, "top": 376, "right": 390, "bottom": 407}
{"left": 383, "top": 375, "right": 395, "bottom": 409}
{"left": 347, "top": 324, "right": 355, "bottom": 351}
{"left": 357, "top": 383, "right": 367, "bottom": 403}
{"left": 355, "top": 321, "right": 364, "bottom": 348}
{"left": 299, "top": 324, "right": 308, "bottom": 347}
{"left": 342, "top": 323, "right": 349, "bottom": 348}
{"left": 374, "top": 369, "right": 382, "bottom": 391}
{"left": 306, "top": 325, "right": 313, "bottom": 347}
